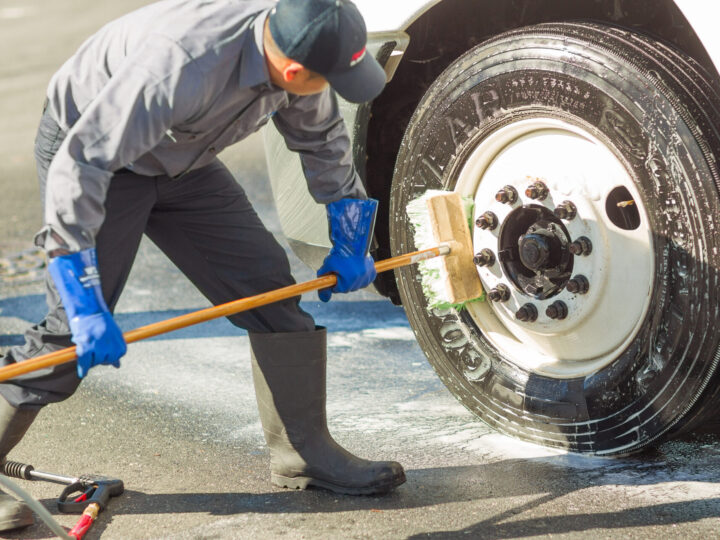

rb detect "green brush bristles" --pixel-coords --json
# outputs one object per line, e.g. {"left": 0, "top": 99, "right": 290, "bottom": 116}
{"left": 406, "top": 190, "right": 486, "bottom": 311}
{"left": 430, "top": 295, "right": 487, "bottom": 312}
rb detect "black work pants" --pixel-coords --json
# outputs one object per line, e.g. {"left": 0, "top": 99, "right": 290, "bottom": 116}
{"left": 0, "top": 110, "right": 315, "bottom": 409}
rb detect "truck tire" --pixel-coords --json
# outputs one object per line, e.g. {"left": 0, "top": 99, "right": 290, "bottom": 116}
{"left": 389, "top": 22, "right": 720, "bottom": 455}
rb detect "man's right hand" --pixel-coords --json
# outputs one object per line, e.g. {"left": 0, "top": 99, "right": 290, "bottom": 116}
{"left": 316, "top": 198, "right": 378, "bottom": 302}
{"left": 48, "top": 248, "right": 126, "bottom": 378}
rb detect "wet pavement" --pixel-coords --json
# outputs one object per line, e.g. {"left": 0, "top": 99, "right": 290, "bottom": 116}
{"left": 1, "top": 1, "right": 720, "bottom": 538}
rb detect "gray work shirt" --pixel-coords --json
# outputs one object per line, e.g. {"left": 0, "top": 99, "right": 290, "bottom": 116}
{"left": 38, "top": 0, "right": 366, "bottom": 253}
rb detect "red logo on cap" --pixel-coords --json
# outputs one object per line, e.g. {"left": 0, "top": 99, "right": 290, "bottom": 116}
{"left": 350, "top": 47, "right": 366, "bottom": 67}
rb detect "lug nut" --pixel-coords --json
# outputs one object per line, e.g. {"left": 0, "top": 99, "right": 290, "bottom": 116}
{"left": 495, "top": 186, "right": 519, "bottom": 205}
{"left": 515, "top": 304, "right": 538, "bottom": 322}
{"left": 569, "top": 236, "right": 593, "bottom": 256}
{"left": 473, "top": 249, "right": 496, "bottom": 267}
{"left": 525, "top": 181, "right": 549, "bottom": 201}
{"left": 475, "top": 211, "right": 498, "bottom": 230}
{"left": 487, "top": 284, "right": 511, "bottom": 303}
{"left": 554, "top": 201, "right": 577, "bottom": 221}
{"left": 546, "top": 301, "right": 569, "bottom": 320}
{"left": 566, "top": 275, "right": 590, "bottom": 294}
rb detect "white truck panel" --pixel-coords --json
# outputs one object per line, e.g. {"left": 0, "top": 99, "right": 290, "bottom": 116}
{"left": 354, "top": 0, "right": 441, "bottom": 32}
{"left": 672, "top": 2, "right": 720, "bottom": 75}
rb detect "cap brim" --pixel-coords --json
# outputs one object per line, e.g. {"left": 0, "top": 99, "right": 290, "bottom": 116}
{"left": 325, "top": 53, "right": 387, "bottom": 104}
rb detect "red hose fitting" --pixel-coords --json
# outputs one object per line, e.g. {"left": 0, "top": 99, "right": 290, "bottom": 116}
{"left": 68, "top": 503, "right": 100, "bottom": 539}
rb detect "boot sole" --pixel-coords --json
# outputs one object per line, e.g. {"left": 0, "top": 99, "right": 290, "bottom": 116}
{"left": 272, "top": 471, "right": 406, "bottom": 496}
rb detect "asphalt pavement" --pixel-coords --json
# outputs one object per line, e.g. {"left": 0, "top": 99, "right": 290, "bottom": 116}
{"left": 1, "top": 1, "right": 720, "bottom": 538}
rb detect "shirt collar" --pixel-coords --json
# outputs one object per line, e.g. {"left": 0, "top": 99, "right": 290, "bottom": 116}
{"left": 239, "top": 8, "right": 274, "bottom": 90}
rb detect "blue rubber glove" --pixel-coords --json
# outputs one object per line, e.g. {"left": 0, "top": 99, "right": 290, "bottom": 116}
{"left": 48, "top": 248, "right": 126, "bottom": 378}
{"left": 317, "top": 198, "right": 378, "bottom": 302}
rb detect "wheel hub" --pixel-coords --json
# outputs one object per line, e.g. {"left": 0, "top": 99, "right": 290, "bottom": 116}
{"left": 519, "top": 233, "right": 551, "bottom": 270}
{"left": 499, "top": 205, "right": 572, "bottom": 299}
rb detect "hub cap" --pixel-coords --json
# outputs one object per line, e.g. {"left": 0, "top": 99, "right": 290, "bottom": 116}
{"left": 454, "top": 119, "right": 654, "bottom": 378}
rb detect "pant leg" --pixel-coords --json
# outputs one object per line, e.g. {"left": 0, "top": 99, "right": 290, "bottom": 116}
{"left": 146, "top": 159, "right": 315, "bottom": 334}
{"left": 0, "top": 112, "right": 156, "bottom": 408}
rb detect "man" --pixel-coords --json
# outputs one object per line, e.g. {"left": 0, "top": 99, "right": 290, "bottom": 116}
{"left": 0, "top": 0, "right": 405, "bottom": 530}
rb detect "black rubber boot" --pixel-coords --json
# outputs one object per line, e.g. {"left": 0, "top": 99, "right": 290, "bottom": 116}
{"left": 250, "top": 326, "right": 406, "bottom": 495}
{"left": 0, "top": 397, "right": 38, "bottom": 531}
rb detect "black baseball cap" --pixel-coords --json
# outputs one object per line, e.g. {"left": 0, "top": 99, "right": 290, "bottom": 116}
{"left": 268, "top": 0, "right": 387, "bottom": 103}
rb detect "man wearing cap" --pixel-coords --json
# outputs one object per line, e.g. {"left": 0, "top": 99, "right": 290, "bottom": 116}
{"left": 0, "top": 0, "right": 405, "bottom": 530}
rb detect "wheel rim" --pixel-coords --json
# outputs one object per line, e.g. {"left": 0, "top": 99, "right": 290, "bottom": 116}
{"left": 454, "top": 118, "right": 654, "bottom": 378}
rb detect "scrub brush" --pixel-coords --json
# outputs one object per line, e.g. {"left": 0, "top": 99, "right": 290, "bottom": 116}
{"left": 406, "top": 190, "right": 485, "bottom": 310}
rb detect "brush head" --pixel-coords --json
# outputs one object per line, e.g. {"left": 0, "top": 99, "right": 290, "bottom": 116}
{"left": 406, "top": 190, "right": 484, "bottom": 309}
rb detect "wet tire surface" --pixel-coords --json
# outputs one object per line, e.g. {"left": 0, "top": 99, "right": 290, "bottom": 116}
{"left": 390, "top": 22, "right": 720, "bottom": 455}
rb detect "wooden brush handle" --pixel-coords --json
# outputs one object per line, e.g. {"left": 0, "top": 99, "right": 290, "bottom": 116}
{"left": 0, "top": 246, "right": 447, "bottom": 382}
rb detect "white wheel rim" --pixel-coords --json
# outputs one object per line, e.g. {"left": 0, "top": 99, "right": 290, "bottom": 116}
{"left": 454, "top": 118, "right": 654, "bottom": 378}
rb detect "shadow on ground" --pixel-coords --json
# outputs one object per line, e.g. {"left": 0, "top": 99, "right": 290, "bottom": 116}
{"left": 6, "top": 455, "right": 720, "bottom": 539}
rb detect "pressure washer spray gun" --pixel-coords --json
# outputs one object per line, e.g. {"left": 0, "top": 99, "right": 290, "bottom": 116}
{"left": 1, "top": 460, "right": 123, "bottom": 539}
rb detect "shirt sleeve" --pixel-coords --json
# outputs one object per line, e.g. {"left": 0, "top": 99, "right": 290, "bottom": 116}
{"left": 36, "top": 34, "right": 204, "bottom": 254}
{"left": 271, "top": 88, "right": 367, "bottom": 204}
